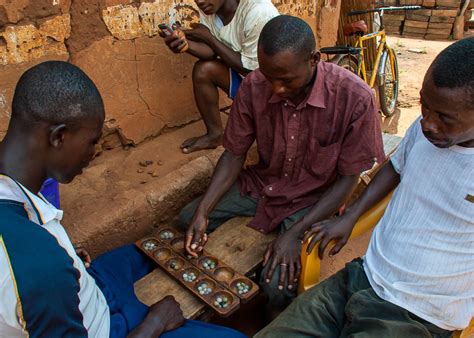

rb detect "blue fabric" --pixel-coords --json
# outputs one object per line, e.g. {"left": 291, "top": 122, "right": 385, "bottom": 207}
{"left": 229, "top": 69, "right": 243, "bottom": 100}
{"left": 89, "top": 245, "right": 245, "bottom": 338}
{"left": 0, "top": 200, "right": 87, "bottom": 337}
{"left": 39, "top": 178, "right": 60, "bottom": 208}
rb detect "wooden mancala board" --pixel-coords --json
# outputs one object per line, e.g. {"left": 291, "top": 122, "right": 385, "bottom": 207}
{"left": 136, "top": 227, "right": 259, "bottom": 316}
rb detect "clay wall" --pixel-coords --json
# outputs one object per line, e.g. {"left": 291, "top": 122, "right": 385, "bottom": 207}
{"left": 0, "top": 0, "right": 341, "bottom": 148}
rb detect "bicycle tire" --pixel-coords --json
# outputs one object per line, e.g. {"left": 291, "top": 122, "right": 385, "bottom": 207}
{"left": 378, "top": 46, "right": 399, "bottom": 117}
{"left": 334, "top": 54, "right": 358, "bottom": 75}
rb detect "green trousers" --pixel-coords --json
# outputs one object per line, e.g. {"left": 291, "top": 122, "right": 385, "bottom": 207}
{"left": 178, "top": 184, "right": 310, "bottom": 310}
{"left": 255, "top": 259, "right": 453, "bottom": 338}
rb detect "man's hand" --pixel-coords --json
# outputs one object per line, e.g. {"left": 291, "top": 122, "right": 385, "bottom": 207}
{"left": 185, "top": 213, "right": 209, "bottom": 257}
{"left": 148, "top": 296, "right": 185, "bottom": 332}
{"left": 159, "top": 26, "right": 188, "bottom": 54}
{"left": 303, "top": 213, "right": 358, "bottom": 259}
{"left": 184, "top": 24, "right": 214, "bottom": 44}
{"left": 262, "top": 231, "right": 302, "bottom": 291}
{"left": 75, "top": 246, "right": 91, "bottom": 268}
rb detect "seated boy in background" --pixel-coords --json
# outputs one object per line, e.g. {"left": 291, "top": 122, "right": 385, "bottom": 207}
{"left": 160, "top": 0, "right": 279, "bottom": 153}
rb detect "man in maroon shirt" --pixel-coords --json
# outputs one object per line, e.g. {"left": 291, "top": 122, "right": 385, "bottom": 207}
{"left": 178, "top": 15, "right": 385, "bottom": 314}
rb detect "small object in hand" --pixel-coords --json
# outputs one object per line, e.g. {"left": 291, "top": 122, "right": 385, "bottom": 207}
{"left": 143, "top": 240, "right": 158, "bottom": 251}
{"left": 160, "top": 230, "right": 174, "bottom": 240}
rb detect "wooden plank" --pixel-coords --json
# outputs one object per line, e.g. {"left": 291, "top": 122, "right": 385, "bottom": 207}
{"left": 404, "top": 20, "right": 429, "bottom": 28}
{"left": 403, "top": 26, "right": 428, "bottom": 33}
{"left": 428, "top": 22, "right": 453, "bottom": 29}
{"left": 135, "top": 217, "right": 276, "bottom": 318}
{"left": 424, "top": 33, "right": 451, "bottom": 39}
{"left": 384, "top": 14, "right": 405, "bottom": 21}
{"left": 431, "top": 9, "right": 459, "bottom": 17}
{"left": 429, "top": 15, "right": 456, "bottom": 23}
{"left": 436, "top": 0, "right": 461, "bottom": 8}
{"left": 423, "top": 0, "right": 436, "bottom": 7}
{"left": 405, "top": 13, "right": 430, "bottom": 22}
{"left": 426, "top": 27, "right": 452, "bottom": 34}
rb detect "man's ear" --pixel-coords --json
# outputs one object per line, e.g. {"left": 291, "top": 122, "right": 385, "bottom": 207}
{"left": 310, "top": 50, "right": 321, "bottom": 66}
{"left": 49, "top": 124, "right": 67, "bottom": 149}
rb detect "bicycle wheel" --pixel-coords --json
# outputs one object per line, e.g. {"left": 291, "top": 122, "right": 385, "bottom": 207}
{"left": 378, "top": 46, "right": 399, "bottom": 117}
{"left": 334, "top": 54, "right": 358, "bottom": 74}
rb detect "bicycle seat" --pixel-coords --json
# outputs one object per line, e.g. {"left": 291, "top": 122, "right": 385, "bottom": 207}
{"left": 343, "top": 20, "right": 368, "bottom": 36}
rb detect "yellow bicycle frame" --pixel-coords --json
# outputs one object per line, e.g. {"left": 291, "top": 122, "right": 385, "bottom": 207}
{"left": 354, "top": 29, "right": 397, "bottom": 89}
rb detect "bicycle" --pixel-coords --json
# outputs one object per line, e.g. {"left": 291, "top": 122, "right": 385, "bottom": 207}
{"left": 320, "top": 5, "right": 420, "bottom": 117}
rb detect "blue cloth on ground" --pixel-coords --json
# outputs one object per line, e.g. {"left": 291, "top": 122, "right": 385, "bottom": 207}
{"left": 88, "top": 244, "right": 246, "bottom": 338}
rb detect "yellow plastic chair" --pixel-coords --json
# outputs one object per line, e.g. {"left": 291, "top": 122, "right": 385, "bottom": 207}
{"left": 298, "top": 191, "right": 473, "bottom": 338}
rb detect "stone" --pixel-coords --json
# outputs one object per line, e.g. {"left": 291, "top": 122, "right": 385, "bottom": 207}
{"left": 39, "top": 14, "right": 71, "bottom": 42}
{"left": 102, "top": 4, "right": 142, "bottom": 40}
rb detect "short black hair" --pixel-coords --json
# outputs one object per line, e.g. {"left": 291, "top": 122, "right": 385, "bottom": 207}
{"left": 431, "top": 37, "right": 474, "bottom": 94}
{"left": 11, "top": 61, "right": 104, "bottom": 125}
{"left": 258, "top": 15, "right": 316, "bottom": 59}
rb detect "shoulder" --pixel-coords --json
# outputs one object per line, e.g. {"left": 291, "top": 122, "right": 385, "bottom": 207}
{"left": 239, "top": 69, "right": 272, "bottom": 95}
{"left": 239, "top": 0, "right": 279, "bottom": 20}
{"left": 321, "top": 61, "right": 373, "bottom": 101}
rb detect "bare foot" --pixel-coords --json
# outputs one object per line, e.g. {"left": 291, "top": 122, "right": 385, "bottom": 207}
{"left": 180, "top": 134, "right": 222, "bottom": 154}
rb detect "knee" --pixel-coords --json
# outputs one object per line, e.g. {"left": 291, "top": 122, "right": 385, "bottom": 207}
{"left": 192, "top": 60, "right": 221, "bottom": 83}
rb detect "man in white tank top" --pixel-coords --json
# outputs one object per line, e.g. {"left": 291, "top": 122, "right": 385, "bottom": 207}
{"left": 256, "top": 37, "right": 474, "bottom": 337}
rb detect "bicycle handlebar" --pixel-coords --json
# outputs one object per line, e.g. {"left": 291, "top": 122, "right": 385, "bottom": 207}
{"left": 348, "top": 5, "right": 421, "bottom": 16}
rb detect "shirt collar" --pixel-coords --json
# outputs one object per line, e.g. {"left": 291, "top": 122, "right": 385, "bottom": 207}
{"left": 267, "top": 61, "right": 327, "bottom": 109}
{"left": 0, "top": 175, "right": 63, "bottom": 224}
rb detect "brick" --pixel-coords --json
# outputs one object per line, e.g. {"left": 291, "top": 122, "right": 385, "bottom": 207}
{"left": 384, "top": 14, "right": 406, "bottom": 21}
{"left": 428, "top": 22, "right": 453, "bottom": 29}
{"left": 426, "top": 27, "right": 452, "bottom": 34}
{"left": 435, "top": 0, "right": 461, "bottom": 8}
{"left": 422, "top": 0, "right": 436, "bottom": 7}
{"left": 403, "top": 26, "right": 428, "bottom": 33}
{"left": 431, "top": 9, "right": 459, "bottom": 17}
{"left": 405, "top": 13, "right": 430, "bottom": 21}
{"left": 404, "top": 20, "right": 429, "bottom": 28}
{"left": 429, "top": 15, "right": 456, "bottom": 23}
{"left": 402, "top": 32, "right": 426, "bottom": 38}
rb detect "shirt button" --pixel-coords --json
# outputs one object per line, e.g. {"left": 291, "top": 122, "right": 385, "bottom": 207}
{"left": 288, "top": 158, "right": 292, "bottom": 162}
{"left": 259, "top": 229, "right": 265, "bottom": 233}
{"left": 284, "top": 173, "right": 288, "bottom": 177}
{"left": 290, "top": 135, "right": 295, "bottom": 140}
{"left": 292, "top": 113, "right": 296, "bottom": 118}
{"left": 268, "top": 186, "right": 273, "bottom": 191}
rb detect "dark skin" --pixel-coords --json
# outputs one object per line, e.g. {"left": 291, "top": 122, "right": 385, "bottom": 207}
{"left": 0, "top": 110, "right": 185, "bottom": 337}
{"left": 303, "top": 67, "right": 474, "bottom": 259}
{"left": 160, "top": 0, "right": 251, "bottom": 154}
{"left": 185, "top": 47, "right": 359, "bottom": 291}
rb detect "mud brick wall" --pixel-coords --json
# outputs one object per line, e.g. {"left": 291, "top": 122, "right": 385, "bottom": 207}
{"left": 0, "top": 0, "right": 341, "bottom": 148}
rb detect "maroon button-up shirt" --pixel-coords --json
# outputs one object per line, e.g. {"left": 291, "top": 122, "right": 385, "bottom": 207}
{"left": 223, "top": 61, "right": 385, "bottom": 233}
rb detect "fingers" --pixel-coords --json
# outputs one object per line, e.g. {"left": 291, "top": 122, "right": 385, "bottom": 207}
{"left": 265, "top": 255, "right": 278, "bottom": 283}
{"left": 318, "top": 235, "right": 333, "bottom": 260}
{"left": 262, "top": 244, "right": 272, "bottom": 267}
{"left": 306, "top": 230, "right": 325, "bottom": 254}
{"left": 302, "top": 224, "right": 322, "bottom": 243}
{"left": 288, "top": 262, "right": 295, "bottom": 290}
{"left": 328, "top": 236, "right": 348, "bottom": 257}
{"left": 185, "top": 228, "right": 195, "bottom": 256}
{"left": 295, "top": 259, "right": 301, "bottom": 284}
{"left": 277, "top": 263, "right": 287, "bottom": 290}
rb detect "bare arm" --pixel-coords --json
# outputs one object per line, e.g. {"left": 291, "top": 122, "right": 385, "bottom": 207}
{"left": 304, "top": 160, "right": 401, "bottom": 258}
{"left": 185, "top": 150, "right": 246, "bottom": 256}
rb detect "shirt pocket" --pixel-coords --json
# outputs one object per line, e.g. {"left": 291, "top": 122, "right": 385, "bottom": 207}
{"left": 304, "top": 140, "right": 341, "bottom": 179}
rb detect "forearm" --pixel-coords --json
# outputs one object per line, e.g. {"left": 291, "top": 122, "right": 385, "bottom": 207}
{"left": 289, "top": 174, "right": 359, "bottom": 237}
{"left": 127, "top": 313, "right": 164, "bottom": 338}
{"left": 186, "top": 40, "right": 216, "bottom": 60}
{"left": 344, "top": 160, "right": 400, "bottom": 220}
{"left": 196, "top": 150, "right": 245, "bottom": 216}
{"left": 208, "top": 38, "right": 250, "bottom": 75}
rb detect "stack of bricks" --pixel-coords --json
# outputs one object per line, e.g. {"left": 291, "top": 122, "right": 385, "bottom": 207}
{"left": 382, "top": 0, "right": 461, "bottom": 40}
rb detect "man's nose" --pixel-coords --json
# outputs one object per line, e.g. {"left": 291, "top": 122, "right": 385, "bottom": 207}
{"left": 421, "top": 115, "right": 439, "bottom": 134}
